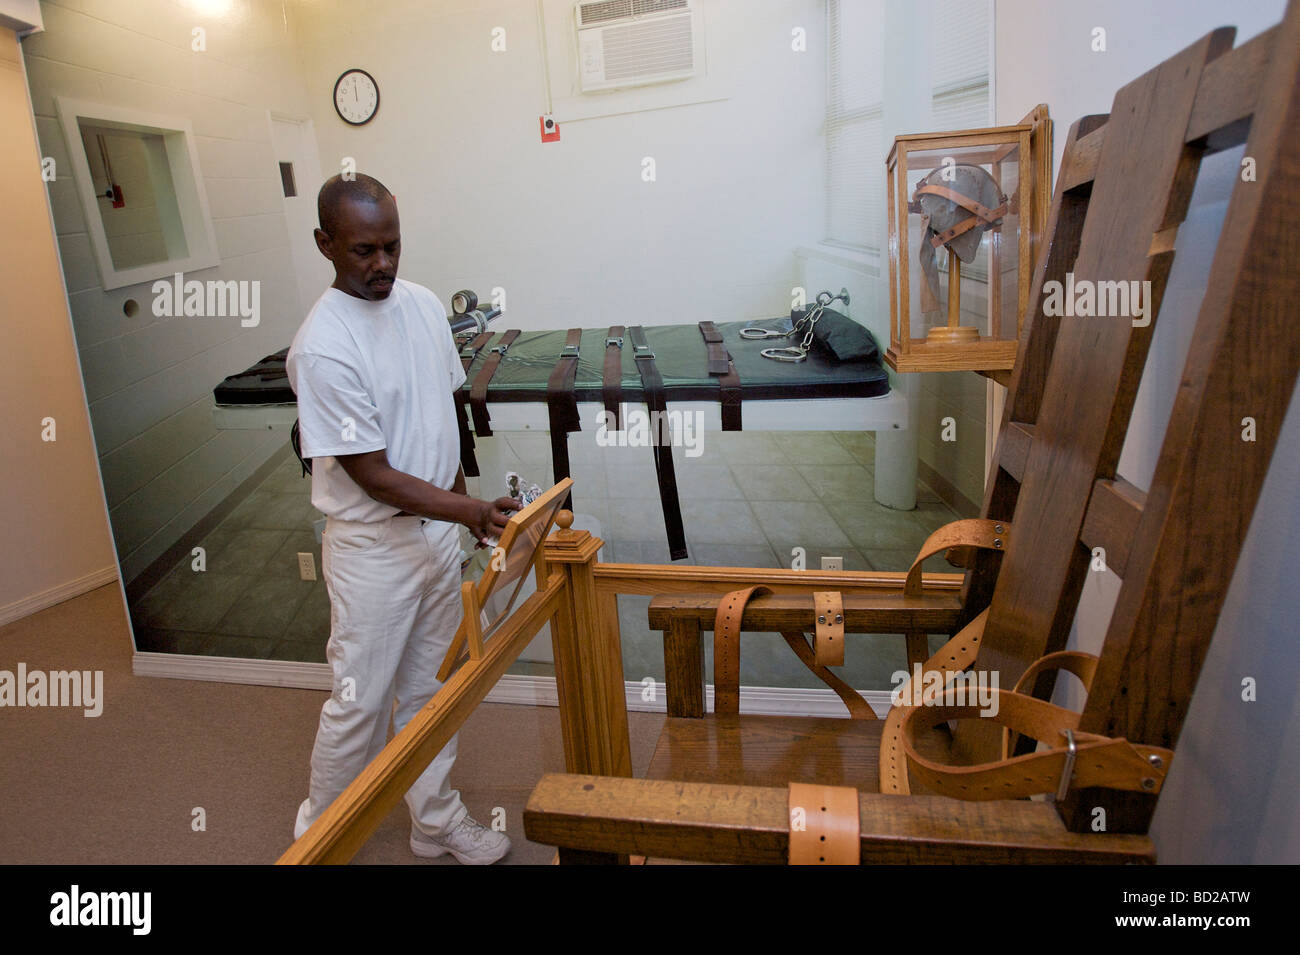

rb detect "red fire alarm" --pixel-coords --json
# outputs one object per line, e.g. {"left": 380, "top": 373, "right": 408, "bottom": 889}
{"left": 540, "top": 114, "right": 560, "bottom": 143}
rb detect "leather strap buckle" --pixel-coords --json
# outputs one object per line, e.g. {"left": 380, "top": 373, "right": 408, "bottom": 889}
{"left": 1054, "top": 729, "right": 1079, "bottom": 802}
{"left": 490, "top": 342, "right": 511, "bottom": 356}
{"left": 813, "top": 591, "right": 845, "bottom": 667}
{"left": 605, "top": 336, "right": 623, "bottom": 349}
{"left": 559, "top": 344, "right": 579, "bottom": 360}
{"left": 633, "top": 345, "right": 655, "bottom": 360}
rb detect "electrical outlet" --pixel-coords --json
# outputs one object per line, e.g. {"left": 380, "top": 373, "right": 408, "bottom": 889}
{"left": 297, "top": 552, "right": 317, "bottom": 581}
{"left": 821, "top": 556, "right": 844, "bottom": 572}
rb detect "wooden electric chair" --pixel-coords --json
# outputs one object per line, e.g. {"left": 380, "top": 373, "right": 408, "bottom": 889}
{"left": 524, "top": 5, "right": 1300, "bottom": 864}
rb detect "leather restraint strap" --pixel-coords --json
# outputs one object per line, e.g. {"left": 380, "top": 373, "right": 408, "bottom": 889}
{"left": 777, "top": 630, "right": 875, "bottom": 719}
{"left": 900, "top": 690, "right": 1173, "bottom": 801}
{"left": 629, "top": 326, "right": 688, "bottom": 561}
{"left": 1003, "top": 650, "right": 1100, "bottom": 760}
{"left": 469, "top": 329, "right": 520, "bottom": 436}
{"left": 904, "top": 519, "right": 1010, "bottom": 597}
{"left": 788, "top": 782, "right": 860, "bottom": 865}
{"left": 698, "top": 320, "right": 731, "bottom": 375}
{"left": 547, "top": 329, "right": 583, "bottom": 511}
{"left": 697, "top": 322, "right": 742, "bottom": 431}
{"left": 879, "top": 609, "right": 1172, "bottom": 801}
{"left": 713, "top": 585, "right": 766, "bottom": 716}
{"left": 602, "top": 326, "right": 625, "bottom": 430}
{"left": 454, "top": 331, "right": 496, "bottom": 477}
{"left": 880, "top": 608, "right": 990, "bottom": 794}
{"left": 813, "top": 591, "right": 844, "bottom": 666}
{"left": 714, "top": 586, "right": 874, "bottom": 720}
{"left": 914, "top": 183, "right": 1006, "bottom": 225}
{"left": 914, "top": 183, "right": 1008, "bottom": 248}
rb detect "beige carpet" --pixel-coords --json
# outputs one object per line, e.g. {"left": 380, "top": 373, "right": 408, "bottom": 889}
{"left": 0, "top": 583, "right": 664, "bottom": 865}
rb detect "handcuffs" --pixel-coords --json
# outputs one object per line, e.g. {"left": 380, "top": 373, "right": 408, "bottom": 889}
{"left": 740, "top": 288, "right": 850, "bottom": 363}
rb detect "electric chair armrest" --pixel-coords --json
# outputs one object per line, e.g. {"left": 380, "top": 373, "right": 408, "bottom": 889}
{"left": 523, "top": 773, "right": 1157, "bottom": 865}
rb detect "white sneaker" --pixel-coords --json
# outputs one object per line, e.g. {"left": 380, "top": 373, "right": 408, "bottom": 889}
{"left": 410, "top": 815, "right": 511, "bottom": 864}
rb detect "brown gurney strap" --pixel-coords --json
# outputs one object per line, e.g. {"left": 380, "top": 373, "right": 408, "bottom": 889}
{"left": 697, "top": 321, "right": 742, "bottom": 431}
{"left": 714, "top": 585, "right": 874, "bottom": 719}
{"left": 455, "top": 331, "right": 495, "bottom": 477}
{"left": 603, "top": 326, "right": 624, "bottom": 429}
{"left": 629, "top": 325, "right": 688, "bottom": 561}
{"left": 788, "top": 782, "right": 860, "bottom": 865}
{"left": 547, "top": 329, "right": 583, "bottom": 511}
{"left": 469, "top": 329, "right": 520, "bottom": 436}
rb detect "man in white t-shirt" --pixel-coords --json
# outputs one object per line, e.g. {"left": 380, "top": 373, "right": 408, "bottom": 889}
{"left": 286, "top": 173, "right": 517, "bottom": 864}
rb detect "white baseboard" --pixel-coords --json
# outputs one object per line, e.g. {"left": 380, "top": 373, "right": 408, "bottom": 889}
{"left": 0, "top": 565, "right": 120, "bottom": 628}
{"left": 130, "top": 653, "right": 895, "bottom": 717}
{"left": 132, "top": 652, "right": 333, "bottom": 688}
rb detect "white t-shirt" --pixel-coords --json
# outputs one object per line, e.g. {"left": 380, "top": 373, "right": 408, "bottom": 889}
{"left": 286, "top": 279, "right": 467, "bottom": 523}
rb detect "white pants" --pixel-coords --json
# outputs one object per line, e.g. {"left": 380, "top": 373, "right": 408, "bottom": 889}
{"left": 294, "top": 513, "right": 467, "bottom": 839}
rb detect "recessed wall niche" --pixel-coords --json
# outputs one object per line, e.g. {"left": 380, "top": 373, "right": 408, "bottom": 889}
{"left": 55, "top": 98, "right": 220, "bottom": 290}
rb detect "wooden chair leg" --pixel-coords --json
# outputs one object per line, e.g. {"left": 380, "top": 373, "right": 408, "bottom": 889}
{"left": 664, "top": 617, "right": 705, "bottom": 718}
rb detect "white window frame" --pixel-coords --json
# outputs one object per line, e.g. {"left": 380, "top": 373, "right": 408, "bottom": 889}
{"left": 55, "top": 97, "right": 220, "bottom": 291}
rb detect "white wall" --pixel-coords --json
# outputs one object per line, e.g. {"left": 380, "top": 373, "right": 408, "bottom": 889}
{"left": 0, "top": 24, "right": 119, "bottom": 623}
{"left": 997, "top": 0, "right": 1298, "bottom": 863}
{"left": 886, "top": 0, "right": 989, "bottom": 511}
{"left": 288, "top": 0, "right": 826, "bottom": 329}
{"left": 23, "top": 0, "right": 317, "bottom": 581}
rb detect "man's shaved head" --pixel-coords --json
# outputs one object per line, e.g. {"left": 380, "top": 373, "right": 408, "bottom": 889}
{"left": 313, "top": 173, "right": 401, "bottom": 301}
{"left": 317, "top": 173, "right": 392, "bottom": 236}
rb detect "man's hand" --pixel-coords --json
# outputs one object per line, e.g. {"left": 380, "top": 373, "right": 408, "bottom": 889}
{"left": 470, "top": 496, "right": 521, "bottom": 546}
{"left": 335, "top": 449, "right": 520, "bottom": 540}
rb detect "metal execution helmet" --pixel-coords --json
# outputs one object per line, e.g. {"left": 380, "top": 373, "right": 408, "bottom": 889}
{"left": 912, "top": 163, "right": 1007, "bottom": 311}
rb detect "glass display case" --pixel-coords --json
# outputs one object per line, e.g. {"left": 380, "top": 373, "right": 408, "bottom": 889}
{"left": 886, "top": 106, "right": 1051, "bottom": 375}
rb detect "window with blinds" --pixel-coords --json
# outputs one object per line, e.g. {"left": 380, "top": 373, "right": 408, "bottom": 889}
{"left": 929, "top": 0, "right": 993, "bottom": 282}
{"left": 824, "top": 0, "right": 991, "bottom": 252}
{"left": 929, "top": 0, "right": 992, "bottom": 131}
{"left": 824, "top": 0, "right": 885, "bottom": 251}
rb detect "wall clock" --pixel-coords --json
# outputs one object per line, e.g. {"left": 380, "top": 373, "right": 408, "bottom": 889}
{"left": 333, "top": 69, "right": 379, "bottom": 126}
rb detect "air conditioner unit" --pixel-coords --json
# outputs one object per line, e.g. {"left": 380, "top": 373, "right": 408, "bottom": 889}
{"left": 575, "top": 0, "right": 697, "bottom": 93}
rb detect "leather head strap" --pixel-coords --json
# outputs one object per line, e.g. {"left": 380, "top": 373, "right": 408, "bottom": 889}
{"left": 914, "top": 182, "right": 1006, "bottom": 224}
